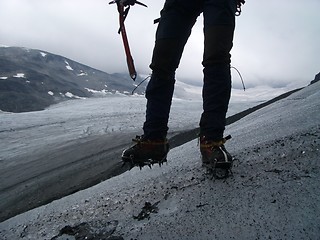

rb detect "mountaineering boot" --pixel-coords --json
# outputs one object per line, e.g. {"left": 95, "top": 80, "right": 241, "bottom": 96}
{"left": 122, "top": 136, "right": 170, "bottom": 169}
{"left": 200, "top": 135, "right": 233, "bottom": 179}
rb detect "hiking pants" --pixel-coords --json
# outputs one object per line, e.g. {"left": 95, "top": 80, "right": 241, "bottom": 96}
{"left": 143, "top": 0, "right": 237, "bottom": 141}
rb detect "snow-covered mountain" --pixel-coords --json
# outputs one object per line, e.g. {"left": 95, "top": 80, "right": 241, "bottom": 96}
{"left": 0, "top": 46, "right": 147, "bottom": 112}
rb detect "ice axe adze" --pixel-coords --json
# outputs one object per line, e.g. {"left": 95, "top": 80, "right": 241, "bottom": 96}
{"left": 109, "top": 0, "right": 147, "bottom": 81}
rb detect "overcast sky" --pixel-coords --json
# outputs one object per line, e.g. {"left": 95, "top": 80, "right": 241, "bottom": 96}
{"left": 0, "top": 0, "right": 319, "bottom": 89}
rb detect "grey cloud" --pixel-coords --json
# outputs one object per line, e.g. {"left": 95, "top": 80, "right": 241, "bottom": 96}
{"left": 0, "top": 0, "right": 319, "bottom": 89}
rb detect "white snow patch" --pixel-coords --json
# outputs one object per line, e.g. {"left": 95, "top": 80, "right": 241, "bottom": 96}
{"left": 40, "top": 52, "right": 47, "bottom": 57}
{"left": 85, "top": 88, "right": 111, "bottom": 96}
{"left": 85, "top": 88, "right": 100, "bottom": 93}
{"left": 48, "top": 91, "right": 54, "bottom": 96}
{"left": 66, "top": 66, "right": 73, "bottom": 71}
{"left": 77, "top": 73, "right": 87, "bottom": 76}
{"left": 0, "top": 76, "right": 8, "bottom": 80}
{"left": 13, "top": 73, "right": 25, "bottom": 78}
{"left": 26, "top": 80, "right": 30, "bottom": 84}
{"left": 64, "top": 92, "right": 73, "bottom": 98}
{"left": 64, "top": 60, "right": 74, "bottom": 71}
{"left": 65, "top": 92, "right": 85, "bottom": 99}
{"left": 77, "top": 71, "right": 88, "bottom": 76}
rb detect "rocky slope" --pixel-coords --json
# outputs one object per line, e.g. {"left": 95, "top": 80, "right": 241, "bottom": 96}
{"left": 0, "top": 46, "right": 146, "bottom": 112}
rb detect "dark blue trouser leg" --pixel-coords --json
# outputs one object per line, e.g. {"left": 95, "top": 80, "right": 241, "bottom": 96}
{"left": 200, "top": 62, "right": 232, "bottom": 140}
{"left": 199, "top": 25, "right": 235, "bottom": 140}
{"left": 143, "top": 1, "right": 201, "bottom": 139}
{"left": 143, "top": 0, "right": 236, "bottom": 140}
{"left": 199, "top": 0, "right": 236, "bottom": 140}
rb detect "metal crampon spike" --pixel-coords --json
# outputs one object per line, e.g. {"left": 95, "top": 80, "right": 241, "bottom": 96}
{"left": 205, "top": 164, "right": 231, "bottom": 180}
{"left": 213, "top": 168, "right": 229, "bottom": 179}
{"left": 122, "top": 156, "right": 168, "bottom": 170}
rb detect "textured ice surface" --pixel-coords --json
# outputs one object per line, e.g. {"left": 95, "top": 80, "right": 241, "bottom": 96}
{"left": 1, "top": 84, "right": 318, "bottom": 239}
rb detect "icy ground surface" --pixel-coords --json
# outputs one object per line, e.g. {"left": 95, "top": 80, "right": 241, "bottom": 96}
{"left": 0, "top": 85, "right": 289, "bottom": 222}
{"left": 0, "top": 82, "right": 319, "bottom": 239}
{"left": 0, "top": 86, "right": 286, "bottom": 165}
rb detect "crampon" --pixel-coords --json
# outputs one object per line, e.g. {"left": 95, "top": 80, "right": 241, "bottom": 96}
{"left": 200, "top": 135, "right": 233, "bottom": 179}
{"left": 122, "top": 156, "right": 168, "bottom": 170}
{"left": 121, "top": 136, "right": 169, "bottom": 170}
{"left": 204, "top": 159, "right": 233, "bottom": 179}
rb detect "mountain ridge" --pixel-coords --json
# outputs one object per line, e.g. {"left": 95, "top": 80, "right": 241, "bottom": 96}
{"left": 0, "top": 46, "right": 147, "bottom": 112}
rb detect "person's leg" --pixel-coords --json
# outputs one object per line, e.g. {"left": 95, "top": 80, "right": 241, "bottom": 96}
{"left": 200, "top": 0, "right": 236, "bottom": 141}
{"left": 199, "top": 0, "right": 237, "bottom": 178}
{"left": 122, "top": 0, "right": 202, "bottom": 167}
{"left": 143, "top": 0, "right": 202, "bottom": 140}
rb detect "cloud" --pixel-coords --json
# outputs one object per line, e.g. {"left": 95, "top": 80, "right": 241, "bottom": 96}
{"left": 232, "top": 0, "right": 320, "bottom": 88}
{"left": 0, "top": 0, "right": 319, "bottom": 89}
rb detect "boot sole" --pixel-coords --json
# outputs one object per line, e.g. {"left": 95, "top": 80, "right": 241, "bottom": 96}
{"left": 122, "top": 154, "right": 168, "bottom": 169}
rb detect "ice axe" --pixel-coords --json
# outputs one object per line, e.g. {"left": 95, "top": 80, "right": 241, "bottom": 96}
{"left": 109, "top": 0, "right": 147, "bottom": 81}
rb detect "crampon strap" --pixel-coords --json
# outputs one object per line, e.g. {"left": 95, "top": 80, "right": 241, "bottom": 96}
{"left": 199, "top": 135, "right": 232, "bottom": 148}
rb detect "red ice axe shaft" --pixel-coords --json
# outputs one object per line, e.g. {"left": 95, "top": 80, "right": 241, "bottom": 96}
{"left": 110, "top": 0, "right": 147, "bottom": 81}
{"left": 117, "top": 3, "right": 136, "bottom": 80}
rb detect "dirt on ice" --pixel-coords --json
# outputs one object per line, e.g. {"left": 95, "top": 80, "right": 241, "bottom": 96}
{"left": 0, "top": 82, "right": 319, "bottom": 239}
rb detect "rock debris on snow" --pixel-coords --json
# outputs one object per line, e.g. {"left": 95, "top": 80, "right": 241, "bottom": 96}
{"left": 0, "top": 82, "right": 319, "bottom": 239}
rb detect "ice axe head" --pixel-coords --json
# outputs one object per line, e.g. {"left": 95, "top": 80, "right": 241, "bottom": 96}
{"left": 109, "top": 0, "right": 147, "bottom": 8}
